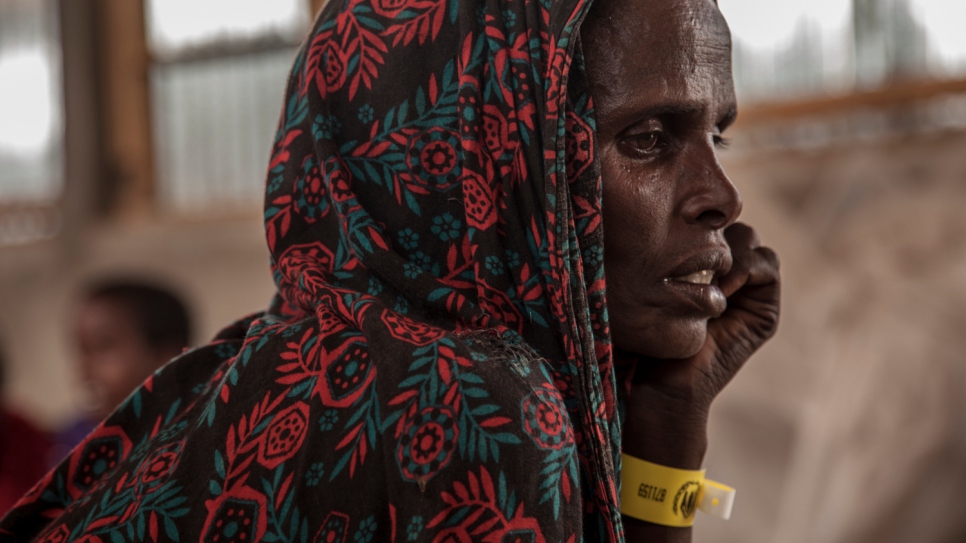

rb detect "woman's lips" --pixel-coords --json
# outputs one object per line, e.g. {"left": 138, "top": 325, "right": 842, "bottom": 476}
{"left": 669, "top": 269, "right": 714, "bottom": 285}
{"left": 640, "top": 248, "right": 730, "bottom": 316}
{"left": 662, "top": 269, "right": 727, "bottom": 315}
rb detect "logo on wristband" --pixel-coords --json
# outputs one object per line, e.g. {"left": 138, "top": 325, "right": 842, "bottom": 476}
{"left": 673, "top": 481, "right": 702, "bottom": 520}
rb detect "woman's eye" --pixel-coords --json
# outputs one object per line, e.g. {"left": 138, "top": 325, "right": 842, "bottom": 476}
{"left": 625, "top": 131, "right": 663, "bottom": 154}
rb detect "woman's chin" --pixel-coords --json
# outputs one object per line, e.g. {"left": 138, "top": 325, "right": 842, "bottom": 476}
{"left": 613, "top": 320, "right": 709, "bottom": 360}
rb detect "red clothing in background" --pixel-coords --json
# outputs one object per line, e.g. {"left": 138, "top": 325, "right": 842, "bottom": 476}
{"left": 0, "top": 409, "right": 50, "bottom": 516}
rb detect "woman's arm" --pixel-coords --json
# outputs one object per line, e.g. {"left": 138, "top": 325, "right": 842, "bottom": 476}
{"left": 622, "top": 223, "right": 781, "bottom": 542}
{"left": 622, "top": 394, "right": 708, "bottom": 542}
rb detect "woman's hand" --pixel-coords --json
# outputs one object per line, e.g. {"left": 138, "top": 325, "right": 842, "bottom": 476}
{"left": 621, "top": 222, "right": 781, "bottom": 468}
{"left": 619, "top": 222, "right": 779, "bottom": 541}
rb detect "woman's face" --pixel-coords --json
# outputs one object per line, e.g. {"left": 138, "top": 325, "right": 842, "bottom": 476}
{"left": 582, "top": 0, "right": 742, "bottom": 359}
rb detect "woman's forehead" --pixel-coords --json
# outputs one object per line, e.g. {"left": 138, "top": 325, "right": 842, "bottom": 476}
{"left": 584, "top": 0, "right": 725, "bottom": 30}
{"left": 584, "top": 0, "right": 730, "bottom": 61}
{"left": 582, "top": 0, "right": 734, "bottom": 127}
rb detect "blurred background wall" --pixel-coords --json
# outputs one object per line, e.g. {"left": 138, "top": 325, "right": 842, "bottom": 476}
{"left": 0, "top": 0, "right": 963, "bottom": 541}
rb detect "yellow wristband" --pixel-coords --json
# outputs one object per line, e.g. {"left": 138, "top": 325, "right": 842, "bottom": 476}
{"left": 619, "top": 455, "right": 706, "bottom": 527}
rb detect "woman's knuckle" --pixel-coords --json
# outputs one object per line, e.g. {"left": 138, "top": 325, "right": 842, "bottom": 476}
{"left": 755, "top": 246, "right": 780, "bottom": 270}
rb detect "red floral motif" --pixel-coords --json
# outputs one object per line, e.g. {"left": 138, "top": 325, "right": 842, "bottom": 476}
{"left": 278, "top": 242, "right": 336, "bottom": 296}
{"left": 381, "top": 0, "right": 449, "bottom": 46}
{"left": 202, "top": 487, "right": 268, "bottom": 543}
{"left": 537, "top": 402, "right": 561, "bottom": 435}
{"left": 136, "top": 441, "right": 183, "bottom": 493}
{"left": 36, "top": 524, "right": 70, "bottom": 543}
{"left": 406, "top": 127, "right": 461, "bottom": 191}
{"left": 565, "top": 111, "right": 594, "bottom": 181}
{"left": 268, "top": 128, "right": 303, "bottom": 170}
{"left": 457, "top": 89, "right": 481, "bottom": 139}
{"left": 421, "top": 142, "right": 455, "bottom": 174}
{"left": 141, "top": 457, "right": 176, "bottom": 486}
{"left": 277, "top": 328, "right": 375, "bottom": 408}
{"left": 372, "top": 0, "right": 409, "bottom": 18}
{"left": 543, "top": 41, "right": 568, "bottom": 116}
{"left": 295, "top": 159, "right": 329, "bottom": 223}
{"left": 314, "top": 40, "right": 348, "bottom": 96}
{"left": 318, "top": 339, "right": 375, "bottom": 408}
{"left": 317, "top": 305, "right": 349, "bottom": 334}
{"left": 521, "top": 387, "right": 574, "bottom": 450}
{"left": 460, "top": 171, "right": 496, "bottom": 231}
{"left": 257, "top": 402, "right": 310, "bottom": 469}
{"left": 67, "top": 426, "right": 132, "bottom": 498}
{"left": 396, "top": 406, "right": 458, "bottom": 486}
{"left": 324, "top": 157, "right": 354, "bottom": 203}
{"left": 380, "top": 310, "right": 445, "bottom": 346}
{"left": 428, "top": 468, "right": 547, "bottom": 543}
{"left": 291, "top": 326, "right": 326, "bottom": 375}
{"left": 411, "top": 424, "right": 444, "bottom": 463}
{"left": 479, "top": 284, "right": 523, "bottom": 332}
{"left": 482, "top": 105, "right": 509, "bottom": 155}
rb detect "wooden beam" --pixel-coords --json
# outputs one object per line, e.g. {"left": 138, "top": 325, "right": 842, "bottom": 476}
{"left": 737, "top": 76, "right": 966, "bottom": 127}
{"left": 58, "top": 0, "right": 106, "bottom": 252}
{"left": 96, "top": 0, "right": 155, "bottom": 221}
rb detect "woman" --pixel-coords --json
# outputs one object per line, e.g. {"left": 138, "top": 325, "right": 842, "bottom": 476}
{"left": 0, "top": 0, "right": 779, "bottom": 541}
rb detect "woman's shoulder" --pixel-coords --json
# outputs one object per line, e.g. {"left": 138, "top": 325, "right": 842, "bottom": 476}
{"left": 0, "top": 315, "right": 584, "bottom": 542}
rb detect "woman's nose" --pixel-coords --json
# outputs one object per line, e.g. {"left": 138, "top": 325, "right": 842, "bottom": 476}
{"left": 680, "top": 149, "right": 743, "bottom": 230}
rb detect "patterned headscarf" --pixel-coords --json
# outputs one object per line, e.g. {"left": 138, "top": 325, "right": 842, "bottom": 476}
{"left": 0, "top": 0, "right": 625, "bottom": 540}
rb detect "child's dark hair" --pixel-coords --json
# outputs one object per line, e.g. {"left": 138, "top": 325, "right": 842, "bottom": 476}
{"left": 85, "top": 281, "right": 192, "bottom": 351}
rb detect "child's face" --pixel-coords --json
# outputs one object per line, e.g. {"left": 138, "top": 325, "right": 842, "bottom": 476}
{"left": 75, "top": 298, "right": 164, "bottom": 417}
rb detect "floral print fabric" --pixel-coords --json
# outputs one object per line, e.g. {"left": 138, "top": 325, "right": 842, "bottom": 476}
{"left": 0, "top": 0, "right": 626, "bottom": 541}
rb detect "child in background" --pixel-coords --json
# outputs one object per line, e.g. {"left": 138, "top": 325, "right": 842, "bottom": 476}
{"left": 0, "top": 336, "right": 50, "bottom": 516}
{"left": 52, "top": 281, "right": 192, "bottom": 460}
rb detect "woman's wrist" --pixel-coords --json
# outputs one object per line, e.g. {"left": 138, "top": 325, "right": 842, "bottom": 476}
{"left": 622, "top": 389, "right": 709, "bottom": 470}
{"left": 620, "top": 396, "right": 707, "bottom": 542}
